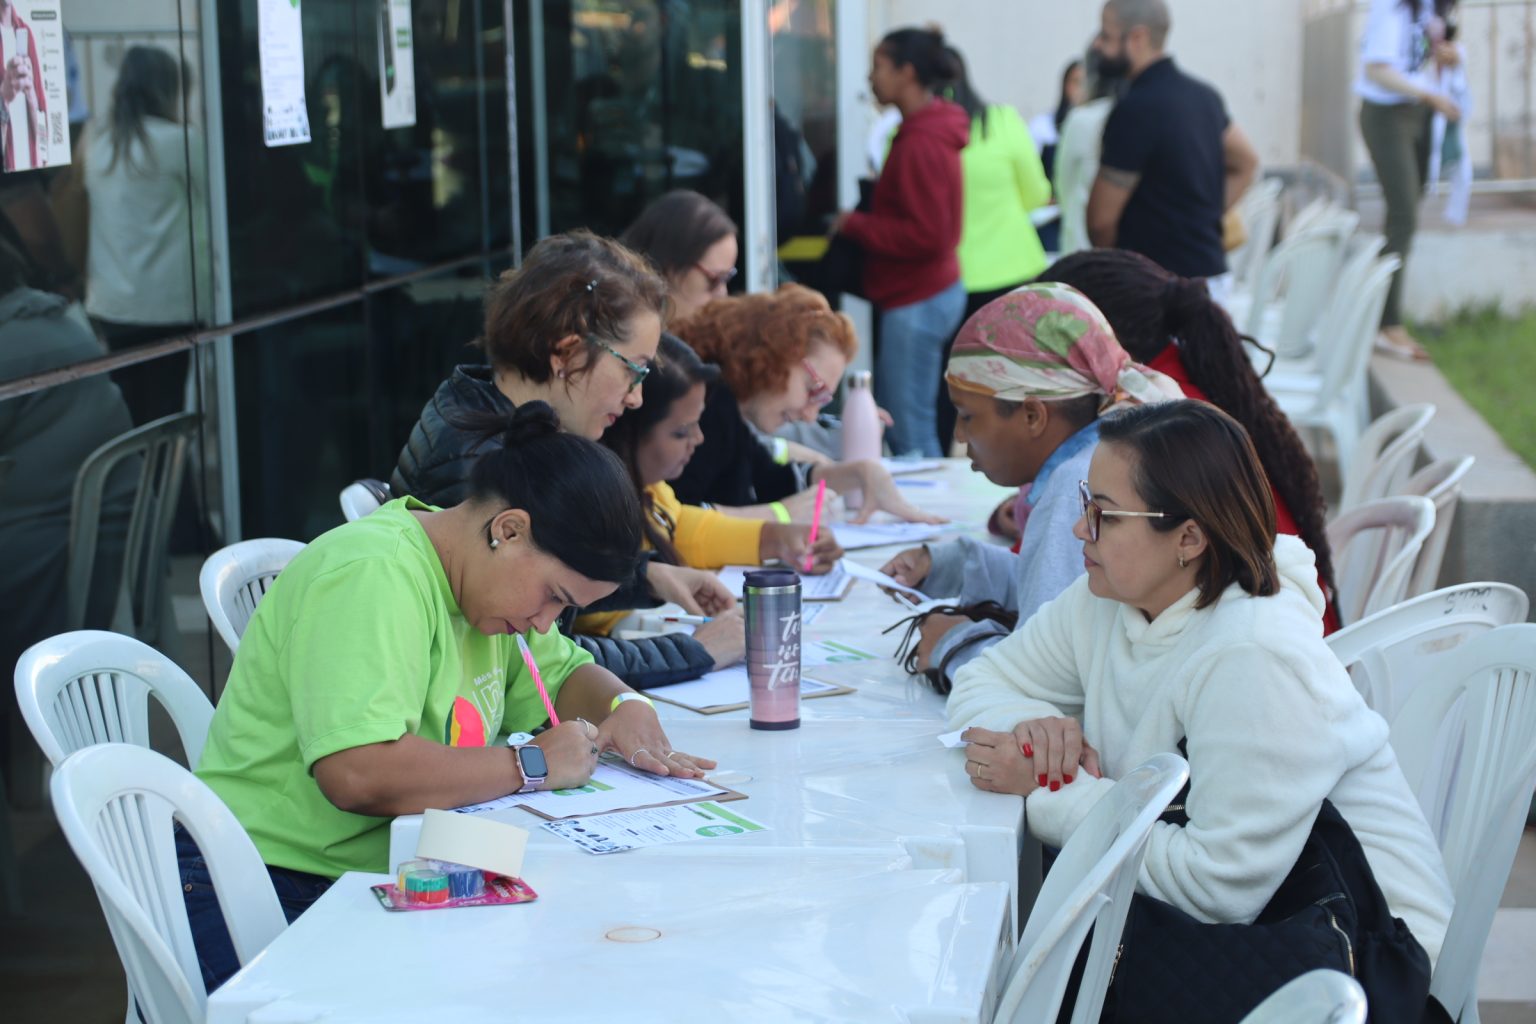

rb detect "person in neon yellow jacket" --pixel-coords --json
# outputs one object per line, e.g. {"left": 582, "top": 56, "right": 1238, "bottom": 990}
{"left": 936, "top": 44, "right": 1053, "bottom": 450}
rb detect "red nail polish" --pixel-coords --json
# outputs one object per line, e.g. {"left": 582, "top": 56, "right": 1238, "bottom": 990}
{"left": 1050, "top": 780, "right": 1061, "bottom": 792}
{"left": 1038, "top": 774, "right": 1047, "bottom": 787}
{"left": 1022, "top": 743, "right": 1034, "bottom": 758}
{"left": 1064, "top": 774, "right": 1074, "bottom": 784}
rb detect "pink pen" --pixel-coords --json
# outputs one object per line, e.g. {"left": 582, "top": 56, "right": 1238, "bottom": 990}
{"left": 803, "top": 479, "right": 828, "bottom": 573}
{"left": 515, "top": 634, "right": 560, "bottom": 726}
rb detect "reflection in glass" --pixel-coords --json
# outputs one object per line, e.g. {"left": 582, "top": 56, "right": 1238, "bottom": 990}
{"left": 0, "top": 244, "right": 134, "bottom": 693}
{"left": 234, "top": 269, "right": 488, "bottom": 540}
{"left": 85, "top": 45, "right": 209, "bottom": 424}
{"left": 771, "top": 0, "right": 838, "bottom": 243}
{"left": 533, "top": 0, "right": 744, "bottom": 238}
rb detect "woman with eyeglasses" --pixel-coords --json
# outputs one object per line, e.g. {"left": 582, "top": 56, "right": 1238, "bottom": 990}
{"left": 879, "top": 283, "right": 1180, "bottom": 691}
{"left": 580, "top": 334, "right": 845, "bottom": 637}
{"left": 949, "top": 400, "right": 1451, "bottom": 1013}
{"left": 1035, "top": 247, "right": 1340, "bottom": 632}
{"left": 393, "top": 230, "right": 742, "bottom": 688}
{"left": 620, "top": 189, "right": 739, "bottom": 323}
{"left": 670, "top": 284, "right": 944, "bottom": 526}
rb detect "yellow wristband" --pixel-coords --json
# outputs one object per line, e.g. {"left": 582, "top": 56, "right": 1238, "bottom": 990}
{"left": 770, "top": 437, "right": 791, "bottom": 465}
{"left": 610, "top": 692, "right": 655, "bottom": 713}
{"left": 769, "top": 501, "right": 791, "bottom": 524}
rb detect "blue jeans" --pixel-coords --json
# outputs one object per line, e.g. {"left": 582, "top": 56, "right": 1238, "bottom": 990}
{"left": 175, "top": 825, "right": 332, "bottom": 992}
{"left": 876, "top": 280, "right": 967, "bottom": 457}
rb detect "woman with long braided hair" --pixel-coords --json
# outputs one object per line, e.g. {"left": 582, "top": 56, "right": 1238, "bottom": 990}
{"left": 1037, "top": 247, "right": 1340, "bottom": 633}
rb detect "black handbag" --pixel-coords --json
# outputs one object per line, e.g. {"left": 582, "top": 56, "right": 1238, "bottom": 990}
{"left": 797, "top": 178, "right": 876, "bottom": 301}
{"left": 1054, "top": 742, "right": 1439, "bottom": 1024}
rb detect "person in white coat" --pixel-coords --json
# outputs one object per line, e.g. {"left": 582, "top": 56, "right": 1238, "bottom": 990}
{"left": 949, "top": 400, "right": 1453, "bottom": 974}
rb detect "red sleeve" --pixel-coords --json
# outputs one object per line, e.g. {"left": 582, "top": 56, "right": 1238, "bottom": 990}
{"left": 840, "top": 137, "right": 959, "bottom": 258}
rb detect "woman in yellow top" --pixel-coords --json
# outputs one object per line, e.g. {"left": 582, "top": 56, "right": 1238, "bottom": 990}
{"left": 939, "top": 45, "right": 1054, "bottom": 450}
{"left": 579, "top": 334, "right": 844, "bottom": 637}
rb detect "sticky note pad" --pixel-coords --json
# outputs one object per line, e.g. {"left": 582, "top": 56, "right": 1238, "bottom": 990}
{"left": 415, "top": 808, "right": 529, "bottom": 879}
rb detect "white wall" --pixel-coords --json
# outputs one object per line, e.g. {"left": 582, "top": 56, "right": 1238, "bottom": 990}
{"left": 866, "top": 0, "right": 1305, "bottom": 169}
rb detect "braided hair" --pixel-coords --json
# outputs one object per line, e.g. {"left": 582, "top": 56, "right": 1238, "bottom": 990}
{"left": 1037, "top": 249, "right": 1337, "bottom": 596}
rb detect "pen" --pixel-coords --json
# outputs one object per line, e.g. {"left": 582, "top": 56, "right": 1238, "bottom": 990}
{"left": 803, "top": 479, "right": 828, "bottom": 572}
{"left": 515, "top": 634, "right": 561, "bottom": 726}
{"left": 662, "top": 614, "right": 713, "bottom": 625}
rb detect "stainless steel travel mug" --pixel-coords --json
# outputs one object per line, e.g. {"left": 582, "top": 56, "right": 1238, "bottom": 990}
{"left": 744, "top": 569, "right": 802, "bottom": 730}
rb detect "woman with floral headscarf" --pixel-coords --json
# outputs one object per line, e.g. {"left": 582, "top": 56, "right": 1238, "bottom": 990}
{"left": 880, "top": 282, "right": 1181, "bottom": 691}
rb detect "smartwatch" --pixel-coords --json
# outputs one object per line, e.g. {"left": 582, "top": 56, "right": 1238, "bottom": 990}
{"left": 512, "top": 743, "right": 549, "bottom": 794}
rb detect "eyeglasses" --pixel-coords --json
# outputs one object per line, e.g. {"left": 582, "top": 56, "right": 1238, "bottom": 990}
{"left": 695, "top": 262, "right": 738, "bottom": 292}
{"left": 1078, "top": 480, "right": 1173, "bottom": 542}
{"left": 801, "top": 359, "right": 835, "bottom": 406}
{"left": 595, "top": 339, "right": 650, "bottom": 392}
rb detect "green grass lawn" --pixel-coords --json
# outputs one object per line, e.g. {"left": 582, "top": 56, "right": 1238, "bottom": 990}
{"left": 1415, "top": 307, "right": 1536, "bottom": 469}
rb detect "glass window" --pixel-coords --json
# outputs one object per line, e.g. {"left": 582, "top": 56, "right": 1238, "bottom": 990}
{"left": 527, "top": 0, "right": 745, "bottom": 239}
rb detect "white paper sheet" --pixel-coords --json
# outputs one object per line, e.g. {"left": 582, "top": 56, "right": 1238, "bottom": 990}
{"left": 649, "top": 665, "right": 844, "bottom": 713}
{"left": 832, "top": 522, "right": 947, "bottom": 550}
{"left": 881, "top": 458, "right": 945, "bottom": 476}
{"left": 376, "top": 0, "right": 417, "bottom": 129}
{"left": 840, "top": 559, "right": 929, "bottom": 603}
{"left": 542, "top": 801, "right": 769, "bottom": 855}
{"left": 715, "top": 563, "right": 852, "bottom": 601}
{"left": 938, "top": 729, "right": 967, "bottom": 749}
{"left": 452, "top": 757, "right": 726, "bottom": 819}
{"left": 258, "top": 0, "right": 311, "bottom": 146}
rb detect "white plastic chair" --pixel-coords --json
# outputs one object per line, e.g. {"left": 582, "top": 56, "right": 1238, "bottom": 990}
{"left": 1263, "top": 233, "right": 1386, "bottom": 381}
{"left": 1227, "top": 178, "right": 1284, "bottom": 293}
{"left": 1237, "top": 969, "right": 1366, "bottom": 1024}
{"left": 198, "top": 538, "right": 305, "bottom": 654}
{"left": 50, "top": 743, "right": 287, "bottom": 1024}
{"left": 1234, "top": 229, "right": 1348, "bottom": 360}
{"left": 339, "top": 478, "right": 390, "bottom": 522}
{"left": 1386, "top": 624, "right": 1536, "bottom": 1024}
{"left": 1326, "top": 495, "right": 1436, "bottom": 626}
{"left": 994, "top": 753, "right": 1189, "bottom": 1024}
{"left": 1402, "top": 456, "right": 1475, "bottom": 598}
{"left": 1338, "top": 404, "right": 1437, "bottom": 513}
{"left": 1329, "top": 581, "right": 1529, "bottom": 726}
{"left": 1272, "top": 254, "right": 1401, "bottom": 480}
{"left": 13, "top": 630, "right": 214, "bottom": 769}
{"left": 67, "top": 411, "right": 200, "bottom": 644}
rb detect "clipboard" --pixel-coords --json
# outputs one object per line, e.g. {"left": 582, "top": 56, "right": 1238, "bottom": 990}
{"left": 647, "top": 667, "right": 856, "bottom": 716}
{"left": 502, "top": 756, "right": 749, "bottom": 821}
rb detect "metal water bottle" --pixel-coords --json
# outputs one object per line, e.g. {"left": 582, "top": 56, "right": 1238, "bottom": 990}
{"left": 840, "top": 371, "right": 882, "bottom": 510}
{"left": 744, "top": 569, "right": 802, "bottom": 730}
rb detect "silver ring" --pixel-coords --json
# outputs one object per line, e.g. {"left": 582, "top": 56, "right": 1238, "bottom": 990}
{"left": 629, "top": 747, "right": 648, "bottom": 767}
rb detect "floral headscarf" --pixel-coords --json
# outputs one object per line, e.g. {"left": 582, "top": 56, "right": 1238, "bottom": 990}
{"left": 945, "top": 282, "right": 1183, "bottom": 412}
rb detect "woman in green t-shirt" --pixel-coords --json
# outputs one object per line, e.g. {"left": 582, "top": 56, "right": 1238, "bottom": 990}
{"left": 185, "top": 402, "right": 713, "bottom": 991}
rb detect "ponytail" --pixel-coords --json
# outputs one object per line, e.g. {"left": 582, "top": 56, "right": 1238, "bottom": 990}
{"left": 452, "top": 402, "right": 643, "bottom": 585}
{"left": 1037, "top": 249, "right": 1337, "bottom": 596}
{"left": 878, "top": 27, "right": 958, "bottom": 91}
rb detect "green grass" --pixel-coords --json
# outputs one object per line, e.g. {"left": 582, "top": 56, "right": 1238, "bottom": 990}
{"left": 1414, "top": 307, "right": 1536, "bottom": 469}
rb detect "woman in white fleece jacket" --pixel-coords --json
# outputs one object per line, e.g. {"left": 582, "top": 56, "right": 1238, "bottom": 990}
{"left": 949, "top": 400, "right": 1453, "bottom": 970}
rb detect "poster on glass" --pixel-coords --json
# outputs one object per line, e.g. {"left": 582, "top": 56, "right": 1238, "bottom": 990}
{"left": 1, "top": 0, "right": 71, "bottom": 172}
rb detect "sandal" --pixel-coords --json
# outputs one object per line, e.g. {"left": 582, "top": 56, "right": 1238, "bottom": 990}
{"left": 1374, "top": 330, "right": 1431, "bottom": 362}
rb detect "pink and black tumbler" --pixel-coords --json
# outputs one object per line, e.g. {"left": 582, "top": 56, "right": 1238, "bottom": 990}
{"left": 744, "top": 569, "right": 802, "bottom": 730}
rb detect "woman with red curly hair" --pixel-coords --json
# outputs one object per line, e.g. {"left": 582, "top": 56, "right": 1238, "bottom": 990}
{"left": 671, "top": 285, "right": 943, "bottom": 525}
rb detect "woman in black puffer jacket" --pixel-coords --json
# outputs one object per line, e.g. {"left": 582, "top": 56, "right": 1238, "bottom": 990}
{"left": 392, "top": 230, "right": 744, "bottom": 688}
